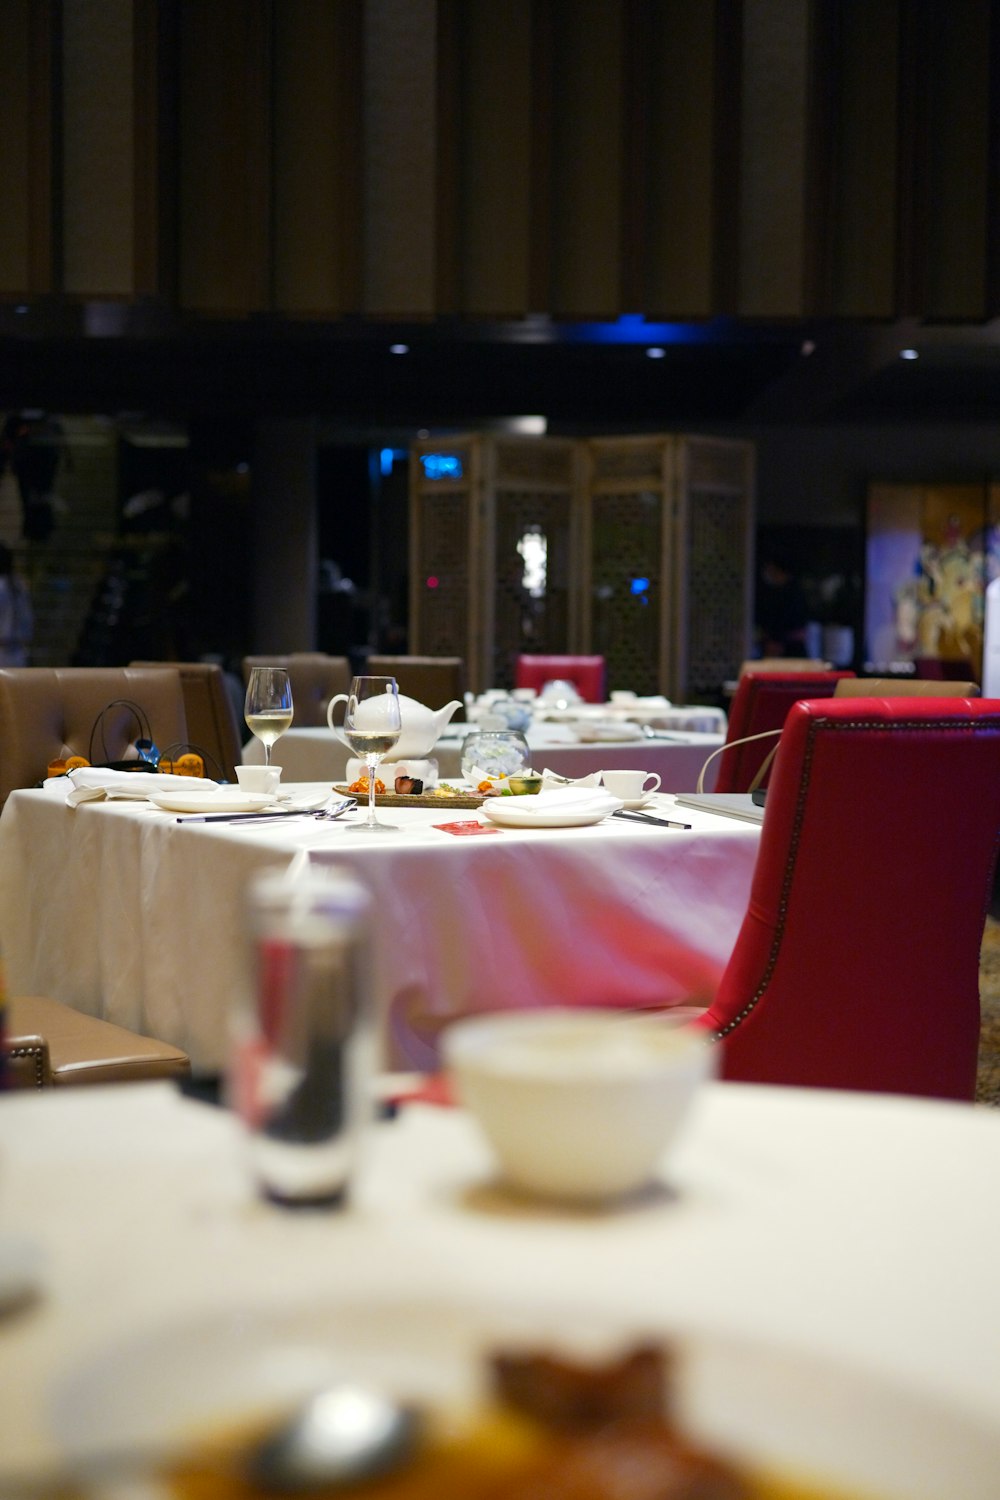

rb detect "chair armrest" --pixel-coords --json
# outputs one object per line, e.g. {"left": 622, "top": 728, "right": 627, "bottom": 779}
{"left": 3, "top": 1033, "right": 53, "bottom": 1089}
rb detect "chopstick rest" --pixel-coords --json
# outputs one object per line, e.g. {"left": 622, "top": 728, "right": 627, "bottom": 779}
{"left": 611, "top": 809, "right": 692, "bottom": 830}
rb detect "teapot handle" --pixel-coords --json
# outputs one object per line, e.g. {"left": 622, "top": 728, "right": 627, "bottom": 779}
{"left": 326, "top": 692, "right": 350, "bottom": 746}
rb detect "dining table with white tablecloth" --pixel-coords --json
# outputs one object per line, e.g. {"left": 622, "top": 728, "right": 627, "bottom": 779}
{"left": 1, "top": 1080, "right": 999, "bottom": 1496}
{"left": 246, "top": 722, "right": 725, "bottom": 791}
{"left": 0, "top": 783, "right": 758, "bottom": 1074}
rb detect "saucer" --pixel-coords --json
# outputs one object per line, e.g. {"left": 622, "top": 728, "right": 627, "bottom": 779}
{"left": 620, "top": 796, "right": 657, "bottom": 812}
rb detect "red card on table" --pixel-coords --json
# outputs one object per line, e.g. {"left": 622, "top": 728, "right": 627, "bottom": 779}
{"left": 433, "top": 820, "right": 501, "bottom": 835}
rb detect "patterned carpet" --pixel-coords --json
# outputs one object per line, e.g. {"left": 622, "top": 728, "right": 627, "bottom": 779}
{"left": 978, "top": 917, "right": 1000, "bottom": 1106}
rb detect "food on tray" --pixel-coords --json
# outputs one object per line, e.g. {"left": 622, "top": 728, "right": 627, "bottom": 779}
{"left": 162, "top": 1342, "right": 851, "bottom": 1499}
{"left": 395, "top": 775, "right": 425, "bottom": 795}
{"left": 347, "top": 775, "right": 387, "bottom": 796}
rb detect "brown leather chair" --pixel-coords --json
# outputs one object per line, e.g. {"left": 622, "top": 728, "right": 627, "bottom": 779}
{"left": 366, "top": 655, "right": 466, "bottom": 715}
{"left": 0, "top": 666, "right": 190, "bottom": 807}
{"left": 131, "top": 661, "right": 243, "bottom": 780}
{"left": 242, "top": 654, "right": 352, "bottom": 727}
{"left": 4, "top": 995, "right": 190, "bottom": 1088}
{"left": 834, "top": 676, "right": 980, "bottom": 698}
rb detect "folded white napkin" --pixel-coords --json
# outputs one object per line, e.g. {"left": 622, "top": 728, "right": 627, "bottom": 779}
{"left": 45, "top": 768, "right": 220, "bottom": 808}
{"left": 539, "top": 769, "right": 602, "bottom": 789}
{"left": 505, "top": 787, "right": 619, "bottom": 814}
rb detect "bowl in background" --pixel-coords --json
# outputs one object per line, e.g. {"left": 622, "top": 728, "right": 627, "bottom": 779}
{"left": 442, "top": 1009, "right": 715, "bottom": 1204}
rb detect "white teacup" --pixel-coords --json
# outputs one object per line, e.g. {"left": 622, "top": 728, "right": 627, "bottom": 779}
{"left": 600, "top": 769, "right": 660, "bottom": 800}
{"left": 235, "top": 764, "right": 282, "bottom": 796}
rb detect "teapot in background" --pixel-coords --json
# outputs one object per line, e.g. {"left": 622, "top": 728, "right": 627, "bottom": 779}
{"left": 327, "top": 692, "right": 462, "bottom": 760}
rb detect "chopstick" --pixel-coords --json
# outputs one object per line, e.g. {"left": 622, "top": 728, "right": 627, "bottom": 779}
{"left": 176, "top": 809, "right": 320, "bottom": 824}
{"left": 611, "top": 809, "right": 692, "bottom": 830}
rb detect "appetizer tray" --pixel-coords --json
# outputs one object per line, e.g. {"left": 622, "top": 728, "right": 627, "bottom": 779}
{"left": 333, "top": 783, "right": 486, "bottom": 810}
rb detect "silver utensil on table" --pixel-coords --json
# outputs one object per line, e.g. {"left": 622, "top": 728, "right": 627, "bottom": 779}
{"left": 177, "top": 797, "right": 357, "bottom": 825}
{"left": 611, "top": 808, "right": 692, "bottom": 829}
{"left": 244, "top": 1382, "right": 422, "bottom": 1492}
{"left": 640, "top": 724, "right": 686, "bottom": 741}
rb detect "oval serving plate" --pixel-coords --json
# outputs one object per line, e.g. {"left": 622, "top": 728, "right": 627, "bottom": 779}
{"left": 149, "top": 787, "right": 276, "bottom": 815}
{"left": 479, "top": 794, "right": 621, "bottom": 829}
{"left": 47, "top": 1298, "right": 1000, "bottom": 1500}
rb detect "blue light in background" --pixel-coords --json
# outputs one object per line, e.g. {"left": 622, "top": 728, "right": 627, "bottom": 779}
{"left": 380, "top": 447, "right": 394, "bottom": 477}
{"left": 563, "top": 313, "right": 716, "bottom": 346}
{"left": 630, "top": 577, "right": 650, "bottom": 595}
{"left": 421, "top": 453, "right": 464, "bottom": 481}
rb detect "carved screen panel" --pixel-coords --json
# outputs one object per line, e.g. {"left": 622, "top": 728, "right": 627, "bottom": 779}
{"left": 409, "top": 437, "right": 477, "bottom": 666}
{"left": 492, "top": 486, "right": 573, "bottom": 688}
{"left": 683, "top": 491, "right": 748, "bottom": 696}
{"left": 489, "top": 435, "right": 578, "bottom": 688}
{"left": 414, "top": 489, "right": 471, "bottom": 655}
{"left": 589, "top": 488, "right": 664, "bottom": 695}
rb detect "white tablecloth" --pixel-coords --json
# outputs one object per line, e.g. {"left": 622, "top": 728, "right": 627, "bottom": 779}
{"left": 247, "top": 724, "right": 724, "bottom": 792}
{"left": 0, "top": 786, "right": 758, "bottom": 1073}
{"left": 1, "top": 1082, "right": 999, "bottom": 1492}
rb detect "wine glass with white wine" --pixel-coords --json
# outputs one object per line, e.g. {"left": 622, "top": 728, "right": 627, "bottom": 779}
{"left": 244, "top": 667, "right": 294, "bottom": 768}
{"left": 341, "top": 676, "right": 402, "bottom": 832}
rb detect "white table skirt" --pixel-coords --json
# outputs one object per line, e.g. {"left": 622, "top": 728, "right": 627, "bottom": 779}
{"left": 1, "top": 1082, "right": 999, "bottom": 1491}
{"left": 0, "top": 786, "right": 758, "bottom": 1074}
{"left": 246, "top": 724, "right": 724, "bottom": 792}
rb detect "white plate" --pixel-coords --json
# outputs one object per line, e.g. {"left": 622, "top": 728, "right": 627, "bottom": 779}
{"left": 48, "top": 1299, "right": 1000, "bottom": 1498}
{"left": 149, "top": 787, "right": 276, "bottom": 815}
{"left": 479, "top": 795, "right": 621, "bottom": 829}
{"left": 574, "top": 723, "right": 644, "bottom": 742}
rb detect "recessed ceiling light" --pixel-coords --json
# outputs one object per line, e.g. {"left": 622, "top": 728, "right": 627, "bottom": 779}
{"left": 389, "top": 343, "right": 409, "bottom": 355}
{"left": 801, "top": 340, "right": 816, "bottom": 356}
{"left": 900, "top": 348, "right": 919, "bottom": 360}
{"left": 646, "top": 346, "right": 666, "bottom": 359}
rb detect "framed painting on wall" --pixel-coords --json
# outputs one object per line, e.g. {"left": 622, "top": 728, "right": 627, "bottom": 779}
{"left": 865, "top": 482, "right": 1000, "bottom": 682}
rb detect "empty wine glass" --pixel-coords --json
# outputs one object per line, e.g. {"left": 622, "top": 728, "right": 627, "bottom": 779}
{"left": 244, "top": 667, "right": 294, "bottom": 767}
{"left": 341, "top": 676, "right": 401, "bottom": 832}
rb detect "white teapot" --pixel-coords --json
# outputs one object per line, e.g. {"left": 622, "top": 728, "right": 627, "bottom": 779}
{"left": 327, "top": 692, "right": 462, "bottom": 760}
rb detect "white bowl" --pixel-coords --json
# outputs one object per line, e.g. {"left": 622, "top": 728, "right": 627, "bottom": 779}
{"left": 442, "top": 1009, "right": 716, "bottom": 1203}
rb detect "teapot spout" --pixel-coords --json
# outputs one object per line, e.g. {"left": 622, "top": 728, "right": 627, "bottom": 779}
{"left": 429, "top": 700, "right": 462, "bottom": 737}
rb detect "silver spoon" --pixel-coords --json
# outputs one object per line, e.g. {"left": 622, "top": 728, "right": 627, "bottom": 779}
{"left": 244, "top": 1382, "right": 423, "bottom": 1492}
{"left": 640, "top": 724, "right": 685, "bottom": 741}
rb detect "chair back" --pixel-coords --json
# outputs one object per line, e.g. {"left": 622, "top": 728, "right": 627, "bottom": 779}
{"left": 366, "top": 655, "right": 466, "bottom": 717}
{"left": 514, "top": 654, "right": 607, "bottom": 703}
{"left": 715, "top": 670, "right": 854, "bottom": 793}
{"left": 696, "top": 696, "right": 1000, "bottom": 1098}
{"left": 834, "top": 677, "right": 980, "bottom": 698}
{"left": 0, "top": 666, "right": 189, "bottom": 806}
{"left": 242, "top": 654, "right": 351, "bottom": 727}
{"left": 131, "top": 661, "right": 243, "bottom": 780}
{"left": 738, "top": 658, "right": 830, "bottom": 675}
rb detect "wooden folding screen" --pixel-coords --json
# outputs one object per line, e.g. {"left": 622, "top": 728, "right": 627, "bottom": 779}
{"left": 410, "top": 433, "right": 754, "bottom": 698}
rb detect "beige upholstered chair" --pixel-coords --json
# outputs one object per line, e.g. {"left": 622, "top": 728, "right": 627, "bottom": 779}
{"left": 131, "top": 661, "right": 243, "bottom": 780}
{"left": 366, "top": 655, "right": 466, "bottom": 714}
{"left": 242, "top": 654, "right": 352, "bottom": 727}
{"left": 738, "top": 658, "right": 830, "bottom": 676}
{"left": 834, "top": 677, "right": 980, "bottom": 698}
{"left": 4, "top": 995, "right": 190, "bottom": 1088}
{"left": 0, "top": 666, "right": 189, "bottom": 807}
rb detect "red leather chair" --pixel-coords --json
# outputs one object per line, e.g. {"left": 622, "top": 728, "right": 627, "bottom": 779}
{"left": 714, "top": 669, "right": 854, "bottom": 792}
{"left": 693, "top": 696, "right": 1000, "bottom": 1099}
{"left": 514, "top": 655, "right": 606, "bottom": 703}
